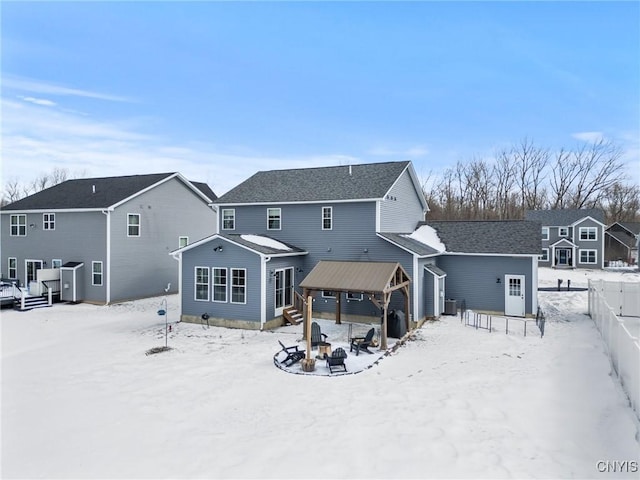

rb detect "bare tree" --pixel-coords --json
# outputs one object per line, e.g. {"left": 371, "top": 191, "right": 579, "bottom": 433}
{"left": 513, "top": 138, "right": 549, "bottom": 213}
{"left": 599, "top": 182, "right": 640, "bottom": 223}
{"left": 492, "top": 149, "right": 518, "bottom": 219}
{"left": 568, "top": 139, "right": 626, "bottom": 209}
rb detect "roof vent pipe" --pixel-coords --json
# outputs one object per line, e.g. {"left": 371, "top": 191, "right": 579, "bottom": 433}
{"left": 92, "top": 185, "right": 96, "bottom": 194}
{"left": 349, "top": 165, "right": 352, "bottom": 176}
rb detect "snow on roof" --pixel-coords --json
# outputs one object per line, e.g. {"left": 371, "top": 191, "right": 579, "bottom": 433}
{"left": 403, "top": 224, "right": 446, "bottom": 253}
{"left": 239, "top": 234, "right": 292, "bottom": 251}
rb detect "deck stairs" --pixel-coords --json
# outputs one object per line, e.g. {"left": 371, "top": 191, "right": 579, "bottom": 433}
{"left": 14, "top": 295, "right": 53, "bottom": 311}
{"left": 283, "top": 307, "right": 303, "bottom": 325}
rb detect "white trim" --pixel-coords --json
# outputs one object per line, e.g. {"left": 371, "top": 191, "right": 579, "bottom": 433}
{"left": 578, "top": 249, "right": 598, "bottom": 264}
{"left": 230, "top": 268, "right": 247, "bottom": 304}
{"left": 531, "top": 257, "right": 538, "bottom": 313}
{"left": 346, "top": 292, "right": 363, "bottom": 301}
{"left": 541, "top": 227, "right": 549, "bottom": 241}
{"left": 540, "top": 248, "right": 549, "bottom": 262}
{"left": 212, "top": 267, "right": 227, "bottom": 303}
{"left": 579, "top": 226, "right": 597, "bottom": 241}
{"left": 321, "top": 206, "right": 332, "bottom": 230}
{"left": 170, "top": 234, "right": 308, "bottom": 259}
{"left": 558, "top": 226, "right": 569, "bottom": 237}
{"left": 260, "top": 257, "right": 269, "bottom": 329}
{"left": 127, "top": 213, "right": 141, "bottom": 237}
{"left": 102, "top": 210, "right": 111, "bottom": 304}
{"left": 9, "top": 214, "right": 27, "bottom": 236}
{"left": 194, "top": 266, "right": 210, "bottom": 301}
{"left": 91, "top": 261, "right": 103, "bottom": 286}
{"left": 42, "top": 212, "right": 55, "bottom": 231}
{"left": 376, "top": 233, "right": 441, "bottom": 258}
{"left": 570, "top": 215, "right": 606, "bottom": 228}
{"left": 267, "top": 208, "right": 281, "bottom": 231}
{"left": 7, "top": 257, "right": 17, "bottom": 279}
{"left": 222, "top": 208, "right": 236, "bottom": 230}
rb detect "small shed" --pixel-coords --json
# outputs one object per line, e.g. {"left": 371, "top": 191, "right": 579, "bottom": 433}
{"left": 299, "top": 261, "right": 411, "bottom": 349}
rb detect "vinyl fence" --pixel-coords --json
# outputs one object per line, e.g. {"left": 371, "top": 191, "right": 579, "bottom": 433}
{"left": 588, "top": 280, "right": 640, "bottom": 420}
{"left": 589, "top": 279, "right": 640, "bottom": 317}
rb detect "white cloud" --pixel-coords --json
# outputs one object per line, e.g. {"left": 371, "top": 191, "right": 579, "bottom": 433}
{"left": 0, "top": 98, "right": 359, "bottom": 196}
{"left": 19, "top": 96, "right": 57, "bottom": 107}
{"left": 571, "top": 131, "right": 605, "bottom": 143}
{"left": 4, "top": 75, "right": 134, "bottom": 103}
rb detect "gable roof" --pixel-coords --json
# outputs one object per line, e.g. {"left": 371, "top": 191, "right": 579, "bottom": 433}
{"left": 608, "top": 221, "right": 640, "bottom": 236}
{"left": 299, "top": 261, "right": 410, "bottom": 294}
{"left": 425, "top": 220, "right": 541, "bottom": 255}
{"left": 2, "top": 173, "right": 215, "bottom": 211}
{"left": 171, "top": 233, "right": 307, "bottom": 257}
{"left": 214, "top": 161, "right": 414, "bottom": 205}
{"left": 524, "top": 209, "right": 605, "bottom": 226}
{"left": 605, "top": 230, "right": 638, "bottom": 248}
{"left": 377, "top": 232, "right": 442, "bottom": 257}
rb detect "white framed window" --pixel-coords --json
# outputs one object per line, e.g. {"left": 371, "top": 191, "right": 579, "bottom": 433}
{"left": 92, "top": 261, "right": 103, "bottom": 286}
{"left": 10, "top": 214, "right": 27, "bottom": 236}
{"left": 541, "top": 227, "right": 549, "bottom": 241}
{"left": 267, "top": 208, "right": 281, "bottom": 230}
{"left": 579, "top": 249, "right": 597, "bottom": 264}
{"left": 52, "top": 259, "right": 62, "bottom": 269}
{"left": 43, "top": 213, "right": 55, "bottom": 230}
{"left": 540, "top": 249, "right": 549, "bottom": 262}
{"left": 8, "top": 257, "right": 17, "bottom": 279}
{"left": 322, "top": 290, "right": 336, "bottom": 298}
{"left": 231, "top": 268, "right": 246, "bottom": 304}
{"left": 195, "top": 267, "right": 210, "bottom": 301}
{"left": 127, "top": 214, "right": 140, "bottom": 237}
{"left": 222, "top": 209, "right": 235, "bottom": 230}
{"left": 322, "top": 206, "right": 332, "bottom": 230}
{"left": 579, "top": 227, "right": 597, "bottom": 241}
{"left": 558, "top": 227, "right": 569, "bottom": 237}
{"left": 179, "top": 236, "right": 189, "bottom": 248}
{"left": 213, "top": 267, "right": 227, "bottom": 302}
{"left": 346, "top": 292, "right": 363, "bottom": 301}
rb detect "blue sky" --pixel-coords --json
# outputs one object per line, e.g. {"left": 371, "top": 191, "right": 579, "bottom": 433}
{"left": 2, "top": 1, "right": 638, "bottom": 195}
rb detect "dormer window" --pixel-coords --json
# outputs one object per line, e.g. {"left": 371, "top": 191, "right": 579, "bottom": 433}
{"left": 559, "top": 227, "right": 569, "bottom": 237}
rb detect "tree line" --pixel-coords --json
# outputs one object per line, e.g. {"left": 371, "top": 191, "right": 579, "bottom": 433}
{"left": 2, "top": 139, "right": 639, "bottom": 225}
{"left": 423, "top": 138, "right": 640, "bottom": 224}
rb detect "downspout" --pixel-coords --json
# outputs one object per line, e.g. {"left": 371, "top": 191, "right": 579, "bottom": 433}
{"left": 260, "top": 256, "right": 271, "bottom": 330}
{"left": 531, "top": 255, "right": 538, "bottom": 314}
{"left": 412, "top": 254, "right": 419, "bottom": 324}
{"left": 101, "top": 209, "right": 112, "bottom": 304}
{"left": 170, "top": 251, "right": 183, "bottom": 320}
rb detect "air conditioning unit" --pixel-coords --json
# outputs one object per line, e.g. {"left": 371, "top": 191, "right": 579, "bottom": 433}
{"left": 444, "top": 299, "right": 457, "bottom": 316}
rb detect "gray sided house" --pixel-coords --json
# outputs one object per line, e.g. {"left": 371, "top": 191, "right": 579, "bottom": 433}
{"left": 174, "top": 160, "right": 542, "bottom": 333}
{"left": 1, "top": 173, "right": 217, "bottom": 304}
{"left": 525, "top": 209, "right": 606, "bottom": 269}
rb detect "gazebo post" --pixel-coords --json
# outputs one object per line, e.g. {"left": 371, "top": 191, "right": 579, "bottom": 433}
{"left": 335, "top": 293, "right": 341, "bottom": 324}
{"left": 404, "top": 285, "right": 411, "bottom": 331}
{"left": 381, "top": 293, "right": 389, "bottom": 350}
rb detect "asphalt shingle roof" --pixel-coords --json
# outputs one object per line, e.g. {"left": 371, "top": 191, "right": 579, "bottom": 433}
{"left": 524, "top": 209, "right": 605, "bottom": 226}
{"left": 425, "top": 220, "right": 542, "bottom": 255}
{"left": 221, "top": 234, "right": 307, "bottom": 256}
{"left": 214, "top": 161, "right": 411, "bottom": 204}
{"left": 377, "top": 232, "right": 442, "bottom": 257}
{"left": 2, "top": 173, "right": 215, "bottom": 210}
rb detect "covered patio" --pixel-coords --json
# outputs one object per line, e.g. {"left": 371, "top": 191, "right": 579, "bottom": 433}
{"left": 298, "top": 260, "right": 412, "bottom": 350}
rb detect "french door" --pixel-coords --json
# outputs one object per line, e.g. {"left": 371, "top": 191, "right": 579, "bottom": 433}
{"left": 274, "top": 267, "right": 294, "bottom": 316}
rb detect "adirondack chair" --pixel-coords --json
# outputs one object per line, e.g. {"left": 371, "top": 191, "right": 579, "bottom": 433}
{"left": 350, "top": 327, "right": 375, "bottom": 356}
{"left": 310, "top": 321, "right": 328, "bottom": 349}
{"left": 277, "top": 340, "right": 305, "bottom": 367}
{"left": 326, "top": 347, "right": 347, "bottom": 374}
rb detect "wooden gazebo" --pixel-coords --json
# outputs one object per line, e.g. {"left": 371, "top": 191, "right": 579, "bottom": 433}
{"left": 299, "top": 261, "right": 411, "bottom": 350}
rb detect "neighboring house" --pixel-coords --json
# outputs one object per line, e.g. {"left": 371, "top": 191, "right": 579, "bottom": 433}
{"left": 525, "top": 209, "right": 606, "bottom": 269}
{"left": 605, "top": 222, "right": 640, "bottom": 265}
{"left": 1, "top": 173, "right": 217, "bottom": 305}
{"left": 172, "top": 161, "right": 541, "bottom": 333}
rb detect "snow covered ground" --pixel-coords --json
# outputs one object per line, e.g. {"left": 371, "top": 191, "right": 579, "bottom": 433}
{"left": 1, "top": 267, "right": 639, "bottom": 479}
